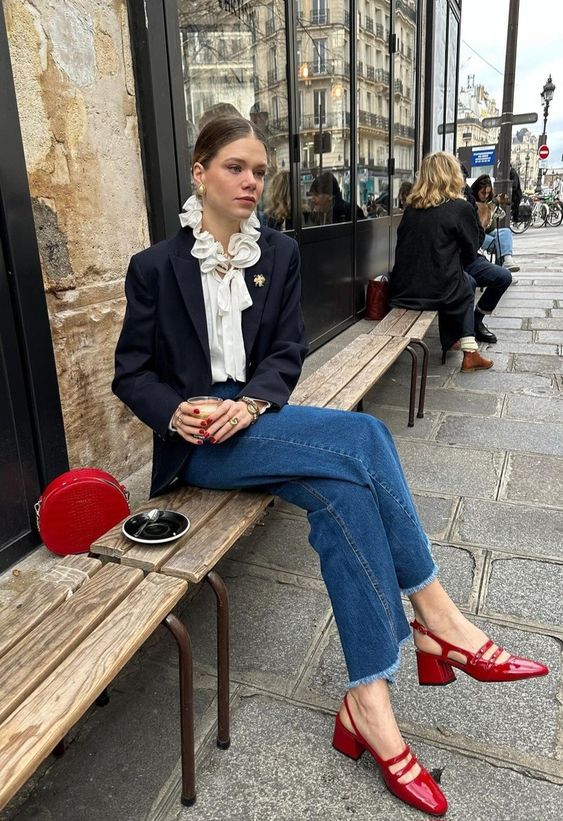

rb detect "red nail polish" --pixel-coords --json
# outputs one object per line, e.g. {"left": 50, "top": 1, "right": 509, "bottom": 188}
{"left": 209, "top": 437, "right": 216, "bottom": 443}
{"left": 206, "top": 418, "right": 214, "bottom": 425}
{"left": 199, "top": 429, "right": 205, "bottom": 434}
{"left": 196, "top": 440, "right": 203, "bottom": 445}
{"left": 193, "top": 408, "right": 200, "bottom": 415}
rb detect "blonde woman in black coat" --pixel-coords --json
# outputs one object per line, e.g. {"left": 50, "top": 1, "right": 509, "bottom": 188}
{"left": 390, "top": 152, "right": 493, "bottom": 371}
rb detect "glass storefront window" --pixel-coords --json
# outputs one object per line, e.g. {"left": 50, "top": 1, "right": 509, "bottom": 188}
{"left": 357, "top": 0, "right": 392, "bottom": 220}
{"left": 177, "top": 0, "right": 291, "bottom": 229}
{"left": 297, "top": 0, "right": 353, "bottom": 226}
{"left": 431, "top": 0, "right": 447, "bottom": 152}
{"left": 392, "top": 0, "right": 418, "bottom": 212}
{"left": 445, "top": 10, "right": 458, "bottom": 153}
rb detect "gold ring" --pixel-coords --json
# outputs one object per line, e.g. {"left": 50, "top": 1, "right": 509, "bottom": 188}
{"left": 229, "top": 416, "right": 239, "bottom": 426}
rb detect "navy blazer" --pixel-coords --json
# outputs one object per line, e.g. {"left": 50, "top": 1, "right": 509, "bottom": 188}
{"left": 113, "top": 225, "right": 308, "bottom": 496}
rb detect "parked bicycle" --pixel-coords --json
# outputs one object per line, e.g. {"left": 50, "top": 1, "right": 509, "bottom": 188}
{"left": 531, "top": 197, "right": 549, "bottom": 228}
{"left": 510, "top": 197, "right": 533, "bottom": 233}
{"left": 545, "top": 197, "right": 563, "bottom": 227}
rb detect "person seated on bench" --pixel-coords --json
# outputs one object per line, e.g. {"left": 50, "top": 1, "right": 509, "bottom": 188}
{"left": 470, "top": 174, "right": 520, "bottom": 272}
{"left": 113, "top": 118, "right": 548, "bottom": 818}
{"left": 389, "top": 151, "right": 494, "bottom": 372}
{"left": 459, "top": 169, "right": 514, "bottom": 344}
{"left": 465, "top": 199, "right": 514, "bottom": 343}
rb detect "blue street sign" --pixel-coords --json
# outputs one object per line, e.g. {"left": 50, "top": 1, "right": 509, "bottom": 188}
{"left": 472, "top": 146, "right": 496, "bottom": 166}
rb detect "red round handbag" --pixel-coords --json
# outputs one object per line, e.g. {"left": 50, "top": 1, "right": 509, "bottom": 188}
{"left": 35, "top": 468, "right": 130, "bottom": 555}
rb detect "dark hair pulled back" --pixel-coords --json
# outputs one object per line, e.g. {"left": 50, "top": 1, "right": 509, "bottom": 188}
{"left": 192, "top": 116, "right": 268, "bottom": 169}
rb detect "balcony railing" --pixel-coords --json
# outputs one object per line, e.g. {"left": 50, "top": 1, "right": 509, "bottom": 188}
{"left": 267, "top": 68, "right": 278, "bottom": 85}
{"left": 374, "top": 68, "right": 390, "bottom": 85}
{"left": 376, "top": 23, "right": 384, "bottom": 38}
{"left": 365, "top": 17, "right": 374, "bottom": 33}
{"left": 359, "top": 110, "right": 389, "bottom": 130}
{"left": 299, "top": 111, "right": 350, "bottom": 130}
{"left": 358, "top": 60, "right": 364, "bottom": 77}
{"left": 265, "top": 18, "right": 275, "bottom": 37}
{"left": 396, "top": 0, "right": 417, "bottom": 23}
{"left": 298, "top": 60, "right": 351, "bottom": 80}
{"left": 344, "top": 10, "right": 350, "bottom": 27}
{"left": 311, "top": 61, "right": 328, "bottom": 76}
{"left": 367, "top": 66, "right": 375, "bottom": 81}
{"left": 394, "top": 79, "right": 404, "bottom": 95}
{"left": 394, "top": 123, "right": 415, "bottom": 139}
{"left": 311, "top": 10, "right": 330, "bottom": 25}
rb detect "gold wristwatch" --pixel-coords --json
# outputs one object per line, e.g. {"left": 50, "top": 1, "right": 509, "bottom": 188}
{"left": 240, "top": 396, "right": 260, "bottom": 424}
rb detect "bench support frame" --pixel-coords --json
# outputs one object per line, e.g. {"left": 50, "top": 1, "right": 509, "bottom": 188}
{"left": 206, "top": 571, "right": 230, "bottom": 750}
{"left": 164, "top": 613, "right": 195, "bottom": 806}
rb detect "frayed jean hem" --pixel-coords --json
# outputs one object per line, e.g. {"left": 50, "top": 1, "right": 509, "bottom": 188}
{"left": 347, "top": 634, "right": 412, "bottom": 689}
{"left": 400, "top": 561, "right": 439, "bottom": 597}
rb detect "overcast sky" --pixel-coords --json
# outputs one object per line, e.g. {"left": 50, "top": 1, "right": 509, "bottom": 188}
{"left": 460, "top": 0, "right": 563, "bottom": 168}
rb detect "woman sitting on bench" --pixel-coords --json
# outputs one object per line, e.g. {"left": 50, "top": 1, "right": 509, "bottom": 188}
{"left": 390, "top": 151, "right": 494, "bottom": 372}
{"left": 470, "top": 174, "right": 520, "bottom": 272}
{"left": 113, "top": 118, "right": 548, "bottom": 818}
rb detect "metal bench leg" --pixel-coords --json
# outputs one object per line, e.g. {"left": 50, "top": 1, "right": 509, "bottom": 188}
{"left": 52, "top": 738, "right": 66, "bottom": 757}
{"left": 96, "top": 687, "right": 110, "bottom": 706}
{"left": 411, "top": 339, "right": 430, "bottom": 419}
{"left": 405, "top": 345, "right": 418, "bottom": 427}
{"left": 355, "top": 398, "right": 364, "bottom": 412}
{"left": 206, "top": 570, "right": 230, "bottom": 750}
{"left": 164, "top": 613, "right": 195, "bottom": 807}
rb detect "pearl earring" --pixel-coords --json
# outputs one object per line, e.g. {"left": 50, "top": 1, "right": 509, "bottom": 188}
{"left": 196, "top": 183, "right": 206, "bottom": 198}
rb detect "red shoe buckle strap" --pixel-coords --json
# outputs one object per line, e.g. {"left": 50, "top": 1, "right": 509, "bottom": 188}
{"left": 471, "top": 639, "right": 495, "bottom": 665}
{"left": 383, "top": 745, "right": 412, "bottom": 767}
{"left": 391, "top": 752, "right": 418, "bottom": 780}
{"left": 484, "top": 644, "right": 505, "bottom": 668}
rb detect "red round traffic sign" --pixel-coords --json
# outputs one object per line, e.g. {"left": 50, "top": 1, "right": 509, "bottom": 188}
{"left": 538, "top": 145, "right": 550, "bottom": 160}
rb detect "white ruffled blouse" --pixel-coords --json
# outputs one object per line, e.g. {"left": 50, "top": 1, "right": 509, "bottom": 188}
{"left": 179, "top": 195, "right": 261, "bottom": 383}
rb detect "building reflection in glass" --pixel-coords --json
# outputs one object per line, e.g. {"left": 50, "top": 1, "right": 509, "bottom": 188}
{"left": 176, "top": 1, "right": 417, "bottom": 225}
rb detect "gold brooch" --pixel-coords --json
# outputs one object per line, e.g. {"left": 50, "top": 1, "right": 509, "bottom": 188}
{"left": 253, "top": 274, "right": 266, "bottom": 287}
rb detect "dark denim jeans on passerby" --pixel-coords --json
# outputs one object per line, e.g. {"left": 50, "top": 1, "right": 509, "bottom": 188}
{"left": 183, "top": 381, "right": 438, "bottom": 688}
{"left": 465, "top": 255, "right": 512, "bottom": 315}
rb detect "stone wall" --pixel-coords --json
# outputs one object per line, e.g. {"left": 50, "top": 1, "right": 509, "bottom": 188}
{"left": 5, "top": 0, "right": 152, "bottom": 479}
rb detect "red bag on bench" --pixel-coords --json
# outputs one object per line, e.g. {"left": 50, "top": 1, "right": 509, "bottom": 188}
{"left": 35, "top": 468, "right": 130, "bottom": 555}
{"left": 366, "top": 276, "right": 390, "bottom": 320}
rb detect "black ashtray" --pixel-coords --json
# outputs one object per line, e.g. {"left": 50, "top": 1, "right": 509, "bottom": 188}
{"left": 122, "top": 510, "right": 190, "bottom": 544}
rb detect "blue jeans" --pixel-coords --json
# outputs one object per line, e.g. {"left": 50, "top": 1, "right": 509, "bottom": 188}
{"left": 482, "top": 228, "right": 513, "bottom": 259}
{"left": 465, "top": 255, "right": 512, "bottom": 316}
{"left": 183, "top": 382, "right": 438, "bottom": 688}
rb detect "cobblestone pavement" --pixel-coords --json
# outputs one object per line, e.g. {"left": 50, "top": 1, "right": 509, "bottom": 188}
{"left": 2, "top": 227, "right": 562, "bottom": 821}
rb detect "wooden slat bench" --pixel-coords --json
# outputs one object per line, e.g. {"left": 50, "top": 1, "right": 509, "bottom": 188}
{"left": 291, "top": 331, "right": 416, "bottom": 421}
{"left": 370, "top": 308, "right": 437, "bottom": 421}
{"left": 0, "top": 555, "right": 192, "bottom": 811}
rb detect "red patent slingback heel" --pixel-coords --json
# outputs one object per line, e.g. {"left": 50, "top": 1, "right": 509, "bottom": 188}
{"left": 332, "top": 694, "right": 448, "bottom": 817}
{"left": 411, "top": 620, "right": 549, "bottom": 685}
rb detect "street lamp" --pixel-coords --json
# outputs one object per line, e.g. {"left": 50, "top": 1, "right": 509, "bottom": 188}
{"left": 536, "top": 74, "right": 556, "bottom": 192}
{"left": 524, "top": 151, "right": 530, "bottom": 191}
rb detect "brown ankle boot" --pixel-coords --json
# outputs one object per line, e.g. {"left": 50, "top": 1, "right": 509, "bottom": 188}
{"left": 461, "top": 350, "right": 494, "bottom": 372}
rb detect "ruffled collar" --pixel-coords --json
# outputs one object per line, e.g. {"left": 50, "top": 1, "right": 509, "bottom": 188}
{"left": 179, "top": 194, "right": 261, "bottom": 276}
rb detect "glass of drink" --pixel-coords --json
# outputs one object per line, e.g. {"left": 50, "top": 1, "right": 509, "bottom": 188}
{"left": 185, "top": 396, "right": 223, "bottom": 439}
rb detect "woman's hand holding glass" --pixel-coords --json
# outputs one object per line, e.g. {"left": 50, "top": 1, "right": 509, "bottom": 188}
{"left": 174, "top": 398, "right": 255, "bottom": 445}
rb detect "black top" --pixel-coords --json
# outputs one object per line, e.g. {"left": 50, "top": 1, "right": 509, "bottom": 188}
{"left": 390, "top": 199, "right": 480, "bottom": 311}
